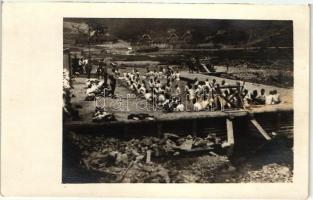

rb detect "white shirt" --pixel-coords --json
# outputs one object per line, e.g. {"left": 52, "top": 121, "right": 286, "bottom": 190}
{"left": 158, "top": 94, "right": 165, "bottom": 102}
{"left": 83, "top": 59, "right": 88, "bottom": 65}
{"left": 272, "top": 94, "right": 281, "bottom": 103}
{"left": 265, "top": 95, "right": 273, "bottom": 105}
{"left": 175, "top": 73, "right": 180, "bottom": 81}
{"left": 174, "top": 87, "right": 181, "bottom": 96}
{"left": 162, "top": 99, "right": 170, "bottom": 107}
{"left": 165, "top": 86, "right": 172, "bottom": 93}
{"left": 184, "top": 85, "right": 190, "bottom": 92}
{"left": 188, "top": 89, "right": 195, "bottom": 100}
{"left": 175, "top": 104, "right": 184, "bottom": 111}
{"left": 155, "top": 83, "right": 161, "bottom": 88}
{"left": 144, "top": 93, "right": 152, "bottom": 100}
{"left": 139, "top": 87, "right": 146, "bottom": 94}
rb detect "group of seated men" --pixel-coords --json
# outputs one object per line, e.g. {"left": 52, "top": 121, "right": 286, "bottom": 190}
{"left": 121, "top": 66, "right": 185, "bottom": 112}
{"left": 185, "top": 78, "right": 282, "bottom": 111}
{"left": 120, "top": 66, "right": 282, "bottom": 112}
{"left": 84, "top": 61, "right": 282, "bottom": 113}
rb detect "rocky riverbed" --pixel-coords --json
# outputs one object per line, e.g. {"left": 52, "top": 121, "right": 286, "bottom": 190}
{"left": 63, "top": 131, "right": 293, "bottom": 183}
{"left": 214, "top": 136, "right": 293, "bottom": 183}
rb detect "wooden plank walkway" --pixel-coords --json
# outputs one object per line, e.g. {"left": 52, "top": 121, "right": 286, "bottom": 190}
{"left": 64, "top": 104, "right": 293, "bottom": 128}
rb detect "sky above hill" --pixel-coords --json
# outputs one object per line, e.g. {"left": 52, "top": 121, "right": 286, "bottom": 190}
{"left": 64, "top": 18, "right": 293, "bottom": 45}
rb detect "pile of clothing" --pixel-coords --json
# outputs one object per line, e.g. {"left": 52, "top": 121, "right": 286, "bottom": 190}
{"left": 85, "top": 78, "right": 112, "bottom": 101}
{"left": 127, "top": 113, "right": 156, "bottom": 120}
{"left": 63, "top": 69, "right": 79, "bottom": 120}
{"left": 92, "top": 107, "right": 116, "bottom": 122}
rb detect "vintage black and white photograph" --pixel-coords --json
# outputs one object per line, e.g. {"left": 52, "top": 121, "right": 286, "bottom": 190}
{"left": 62, "top": 18, "right": 293, "bottom": 183}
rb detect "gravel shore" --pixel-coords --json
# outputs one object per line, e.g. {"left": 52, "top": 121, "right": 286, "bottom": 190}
{"left": 63, "top": 132, "right": 293, "bottom": 183}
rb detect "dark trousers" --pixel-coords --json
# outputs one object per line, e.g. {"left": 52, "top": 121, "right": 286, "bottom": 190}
{"left": 111, "top": 84, "right": 116, "bottom": 95}
{"left": 86, "top": 69, "right": 91, "bottom": 79}
{"left": 104, "top": 74, "right": 108, "bottom": 85}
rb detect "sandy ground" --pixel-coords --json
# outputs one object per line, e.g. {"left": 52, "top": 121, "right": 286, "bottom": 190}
{"left": 70, "top": 77, "right": 163, "bottom": 122}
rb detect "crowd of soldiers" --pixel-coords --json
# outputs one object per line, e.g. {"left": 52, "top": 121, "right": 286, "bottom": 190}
{"left": 185, "top": 78, "right": 281, "bottom": 111}
{"left": 124, "top": 68, "right": 282, "bottom": 113}
{"left": 121, "top": 66, "right": 184, "bottom": 112}
{"left": 119, "top": 66, "right": 281, "bottom": 112}
{"left": 71, "top": 55, "right": 282, "bottom": 114}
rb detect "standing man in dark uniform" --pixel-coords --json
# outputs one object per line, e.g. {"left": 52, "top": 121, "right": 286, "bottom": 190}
{"left": 102, "top": 60, "right": 108, "bottom": 86}
{"left": 85, "top": 58, "right": 92, "bottom": 79}
{"left": 195, "top": 57, "right": 201, "bottom": 73}
{"left": 72, "top": 55, "right": 79, "bottom": 74}
{"left": 109, "top": 75, "right": 116, "bottom": 97}
{"left": 97, "top": 59, "right": 107, "bottom": 81}
{"left": 96, "top": 60, "right": 103, "bottom": 79}
{"left": 187, "top": 57, "right": 194, "bottom": 73}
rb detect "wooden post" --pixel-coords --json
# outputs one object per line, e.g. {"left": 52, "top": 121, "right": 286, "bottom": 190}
{"left": 250, "top": 118, "right": 271, "bottom": 140}
{"left": 237, "top": 85, "right": 245, "bottom": 109}
{"left": 276, "top": 112, "right": 281, "bottom": 132}
{"left": 226, "top": 118, "right": 235, "bottom": 146}
{"left": 226, "top": 118, "right": 235, "bottom": 155}
{"left": 146, "top": 150, "right": 152, "bottom": 163}
{"left": 157, "top": 123, "right": 163, "bottom": 138}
